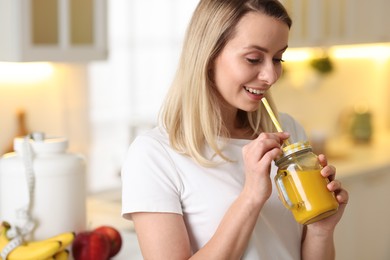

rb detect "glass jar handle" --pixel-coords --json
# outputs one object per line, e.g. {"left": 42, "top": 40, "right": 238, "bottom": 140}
{"left": 276, "top": 176, "right": 295, "bottom": 209}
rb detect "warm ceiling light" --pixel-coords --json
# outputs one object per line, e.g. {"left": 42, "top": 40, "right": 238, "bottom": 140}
{"left": 0, "top": 62, "right": 54, "bottom": 83}
{"left": 284, "top": 48, "right": 313, "bottom": 62}
{"left": 330, "top": 44, "right": 390, "bottom": 60}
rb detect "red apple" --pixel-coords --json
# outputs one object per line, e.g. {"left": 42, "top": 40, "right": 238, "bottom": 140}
{"left": 93, "top": 226, "right": 122, "bottom": 257}
{"left": 72, "top": 231, "right": 110, "bottom": 260}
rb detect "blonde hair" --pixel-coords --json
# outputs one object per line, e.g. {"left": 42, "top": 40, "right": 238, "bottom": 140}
{"left": 160, "top": 0, "right": 292, "bottom": 166}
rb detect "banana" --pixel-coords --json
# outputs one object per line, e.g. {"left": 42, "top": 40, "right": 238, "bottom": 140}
{"left": 29, "top": 232, "right": 75, "bottom": 252}
{"left": 44, "top": 249, "right": 69, "bottom": 260}
{"left": 0, "top": 222, "right": 70, "bottom": 260}
{"left": 1, "top": 241, "right": 61, "bottom": 260}
{"left": 53, "top": 249, "right": 69, "bottom": 260}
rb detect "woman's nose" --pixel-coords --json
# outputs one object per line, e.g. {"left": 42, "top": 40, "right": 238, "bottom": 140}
{"left": 257, "top": 61, "right": 278, "bottom": 85}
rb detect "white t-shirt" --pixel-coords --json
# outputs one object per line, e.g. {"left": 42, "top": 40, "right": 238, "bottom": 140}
{"left": 122, "top": 113, "right": 307, "bottom": 259}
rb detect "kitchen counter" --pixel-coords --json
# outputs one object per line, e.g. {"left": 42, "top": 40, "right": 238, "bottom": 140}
{"left": 326, "top": 132, "right": 390, "bottom": 180}
{"left": 327, "top": 132, "right": 390, "bottom": 260}
{"left": 87, "top": 192, "right": 142, "bottom": 259}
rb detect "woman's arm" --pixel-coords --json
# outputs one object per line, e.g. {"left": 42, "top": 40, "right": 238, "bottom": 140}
{"left": 131, "top": 132, "right": 290, "bottom": 259}
{"left": 301, "top": 155, "right": 349, "bottom": 260}
{"left": 132, "top": 213, "right": 192, "bottom": 259}
{"left": 132, "top": 191, "right": 264, "bottom": 260}
{"left": 301, "top": 224, "right": 336, "bottom": 260}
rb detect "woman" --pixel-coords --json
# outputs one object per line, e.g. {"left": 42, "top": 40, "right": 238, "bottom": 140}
{"left": 121, "top": 0, "right": 349, "bottom": 259}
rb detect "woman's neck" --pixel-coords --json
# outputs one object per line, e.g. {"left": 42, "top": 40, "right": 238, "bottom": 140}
{"left": 221, "top": 108, "right": 256, "bottom": 140}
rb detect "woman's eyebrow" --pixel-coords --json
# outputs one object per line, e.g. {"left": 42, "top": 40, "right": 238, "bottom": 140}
{"left": 244, "top": 45, "right": 288, "bottom": 53}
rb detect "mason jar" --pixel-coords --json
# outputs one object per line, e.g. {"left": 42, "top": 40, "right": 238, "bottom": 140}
{"left": 274, "top": 141, "right": 339, "bottom": 225}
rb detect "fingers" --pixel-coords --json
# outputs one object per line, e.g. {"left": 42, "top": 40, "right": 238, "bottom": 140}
{"left": 251, "top": 132, "right": 290, "bottom": 162}
{"left": 327, "top": 179, "right": 341, "bottom": 192}
{"left": 242, "top": 132, "right": 290, "bottom": 177}
{"left": 243, "top": 132, "right": 289, "bottom": 159}
{"left": 255, "top": 132, "right": 290, "bottom": 154}
{"left": 327, "top": 179, "right": 349, "bottom": 205}
{"left": 256, "top": 131, "right": 290, "bottom": 143}
{"left": 319, "top": 154, "right": 337, "bottom": 182}
{"left": 319, "top": 154, "right": 349, "bottom": 205}
{"left": 336, "top": 188, "right": 349, "bottom": 205}
{"left": 321, "top": 164, "right": 336, "bottom": 181}
{"left": 317, "top": 154, "right": 327, "bottom": 167}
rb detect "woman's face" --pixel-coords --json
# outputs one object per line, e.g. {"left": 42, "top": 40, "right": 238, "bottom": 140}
{"left": 213, "top": 12, "right": 289, "bottom": 112}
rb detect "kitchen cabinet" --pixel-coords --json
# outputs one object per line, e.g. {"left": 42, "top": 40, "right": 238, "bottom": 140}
{"left": 331, "top": 134, "right": 390, "bottom": 260}
{"left": 280, "top": 0, "right": 390, "bottom": 47}
{"left": 335, "top": 166, "right": 390, "bottom": 260}
{"left": 0, "top": 0, "right": 107, "bottom": 62}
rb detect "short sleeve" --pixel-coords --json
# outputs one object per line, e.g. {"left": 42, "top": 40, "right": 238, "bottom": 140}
{"left": 121, "top": 134, "right": 183, "bottom": 220}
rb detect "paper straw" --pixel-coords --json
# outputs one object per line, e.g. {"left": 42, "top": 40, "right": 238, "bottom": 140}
{"left": 261, "top": 97, "right": 290, "bottom": 146}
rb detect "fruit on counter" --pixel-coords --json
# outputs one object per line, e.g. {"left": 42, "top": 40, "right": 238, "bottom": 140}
{"left": 44, "top": 249, "right": 69, "bottom": 260}
{"left": 0, "top": 221, "right": 74, "bottom": 260}
{"left": 71, "top": 225, "right": 122, "bottom": 260}
{"left": 71, "top": 231, "right": 110, "bottom": 260}
{"left": 93, "top": 226, "right": 122, "bottom": 257}
{"left": 29, "top": 231, "right": 75, "bottom": 252}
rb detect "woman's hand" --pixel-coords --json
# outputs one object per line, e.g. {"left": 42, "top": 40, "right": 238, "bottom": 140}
{"left": 241, "top": 132, "right": 290, "bottom": 205}
{"left": 301, "top": 154, "right": 349, "bottom": 260}
{"left": 308, "top": 154, "right": 349, "bottom": 232}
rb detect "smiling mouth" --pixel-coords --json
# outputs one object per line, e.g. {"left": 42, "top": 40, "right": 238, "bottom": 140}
{"left": 244, "top": 86, "right": 265, "bottom": 95}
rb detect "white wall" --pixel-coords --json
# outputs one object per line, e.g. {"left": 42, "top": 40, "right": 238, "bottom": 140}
{"left": 85, "top": 0, "right": 200, "bottom": 191}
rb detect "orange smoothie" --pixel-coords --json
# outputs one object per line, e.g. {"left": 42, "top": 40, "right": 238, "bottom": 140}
{"left": 277, "top": 169, "right": 339, "bottom": 225}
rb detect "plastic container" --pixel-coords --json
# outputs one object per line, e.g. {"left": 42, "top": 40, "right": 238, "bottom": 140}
{"left": 0, "top": 133, "right": 86, "bottom": 240}
{"left": 274, "top": 141, "right": 339, "bottom": 225}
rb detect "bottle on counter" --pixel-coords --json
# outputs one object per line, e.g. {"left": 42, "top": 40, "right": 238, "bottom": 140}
{"left": 3, "top": 109, "right": 29, "bottom": 155}
{"left": 0, "top": 133, "right": 86, "bottom": 240}
{"left": 274, "top": 141, "right": 339, "bottom": 225}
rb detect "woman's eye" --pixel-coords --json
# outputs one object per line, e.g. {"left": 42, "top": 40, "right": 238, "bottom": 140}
{"left": 273, "top": 58, "right": 285, "bottom": 64}
{"left": 246, "top": 58, "right": 261, "bottom": 64}
{"left": 246, "top": 57, "right": 285, "bottom": 64}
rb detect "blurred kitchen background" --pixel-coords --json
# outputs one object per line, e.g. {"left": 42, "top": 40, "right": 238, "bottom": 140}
{"left": 0, "top": 0, "right": 389, "bottom": 259}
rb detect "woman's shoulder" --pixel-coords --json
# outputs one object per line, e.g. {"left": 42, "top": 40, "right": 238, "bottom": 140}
{"left": 138, "top": 126, "right": 167, "bottom": 139}
{"left": 131, "top": 126, "right": 169, "bottom": 148}
{"left": 278, "top": 112, "right": 307, "bottom": 143}
{"left": 124, "top": 126, "right": 174, "bottom": 166}
{"left": 279, "top": 112, "right": 298, "bottom": 126}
